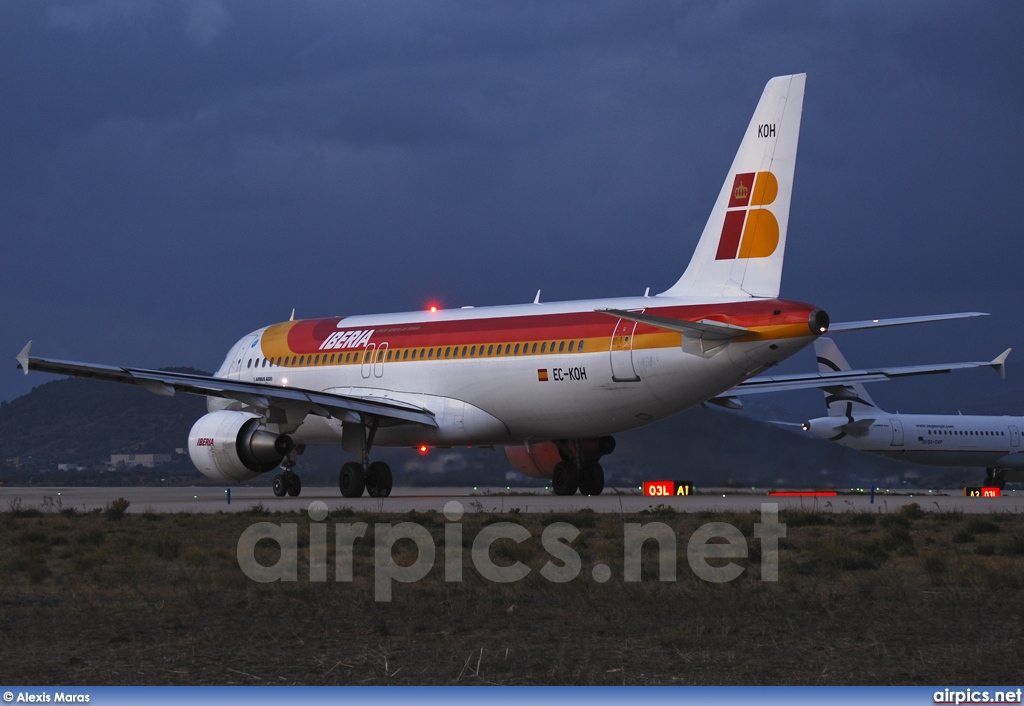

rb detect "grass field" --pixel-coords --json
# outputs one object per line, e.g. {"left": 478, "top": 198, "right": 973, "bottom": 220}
{"left": 2, "top": 500, "right": 1023, "bottom": 685}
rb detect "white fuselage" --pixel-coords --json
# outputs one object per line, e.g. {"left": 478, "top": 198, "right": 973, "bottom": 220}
{"left": 805, "top": 413, "right": 1024, "bottom": 470}
{"left": 212, "top": 294, "right": 820, "bottom": 449}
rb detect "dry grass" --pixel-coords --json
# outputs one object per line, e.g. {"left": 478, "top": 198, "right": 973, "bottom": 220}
{"left": 0, "top": 503, "right": 1022, "bottom": 685}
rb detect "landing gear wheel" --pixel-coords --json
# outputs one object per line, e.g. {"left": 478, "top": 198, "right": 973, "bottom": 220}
{"left": 340, "top": 461, "right": 366, "bottom": 498}
{"left": 552, "top": 461, "right": 579, "bottom": 496}
{"left": 366, "top": 461, "right": 393, "bottom": 498}
{"left": 579, "top": 461, "right": 605, "bottom": 496}
{"left": 272, "top": 474, "right": 287, "bottom": 497}
{"left": 287, "top": 474, "right": 302, "bottom": 497}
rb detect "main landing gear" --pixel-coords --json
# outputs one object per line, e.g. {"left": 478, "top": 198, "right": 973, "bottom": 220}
{"left": 272, "top": 447, "right": 304, "bottom": 497}
{"left": 339, "top": 417, "right": 393, "bottom": 498}
{"left": 984, "top": 468, "right": 1007, "bottom": 490}
{"left": 551, "top": 437, "right": 615, "bottom": 496}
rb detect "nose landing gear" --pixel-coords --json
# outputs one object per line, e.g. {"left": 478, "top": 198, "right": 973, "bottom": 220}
{"left": 272, "top": 447, "right": 304, "bottom": 497}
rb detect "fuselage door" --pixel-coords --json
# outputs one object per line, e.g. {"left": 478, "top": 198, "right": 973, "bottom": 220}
{"left": 609, "top": 314, "right": 641, "bottom": 383}
{"left": 1011, "top": 425, "right": 1020, "bottom": 448}
{"left": 890, "top": 418, "right": 904, "bottom": 447}
{"left": 227, "top": 334, "right": 259, "bottom": 380}
{"left": 361, "top": 343, "right": 376, "bottom": 380}
{"left": 374, "top": 343, "right": 388, "bottom": 379}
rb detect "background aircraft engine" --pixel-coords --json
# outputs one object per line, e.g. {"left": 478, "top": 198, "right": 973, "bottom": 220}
{"left": 188, "top": 410, "right": 294, "bottom": 482}
{"left": 504, "top": 437, "right": 616, "bottom": 478}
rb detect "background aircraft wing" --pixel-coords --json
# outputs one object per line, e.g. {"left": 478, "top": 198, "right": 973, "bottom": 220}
{"left": 714, "top": 348, "right": 1010, "bottom": 401}
{"left": 15, "top": 342, "right": 437, "bottom": 427}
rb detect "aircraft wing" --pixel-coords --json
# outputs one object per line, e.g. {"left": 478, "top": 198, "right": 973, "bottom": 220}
{"left": 828, "top": 311, "right": 988, "bottom": 332}
{"left": 714, "top": 348, "right": 1010, "bottom": 400}
{"left": 15, "top": 342, "right": 437, "bottom": 427}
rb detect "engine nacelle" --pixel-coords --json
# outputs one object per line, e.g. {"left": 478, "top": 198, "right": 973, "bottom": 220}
{"left": 188, "top": 411, "right": 294, "bottom": 482}
{"left": 504, "top": 437, "right": 616, "bottom": 479}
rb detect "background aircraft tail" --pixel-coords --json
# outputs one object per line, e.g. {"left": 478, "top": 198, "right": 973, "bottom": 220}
{"left": 815, "top": 337, "right": 887, "bottom": 417}
{"left": 660, "top": 73, "right": 806, "bottom": 300}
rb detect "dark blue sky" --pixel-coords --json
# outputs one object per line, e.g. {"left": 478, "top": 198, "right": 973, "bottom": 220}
{"left": 3, "top": 1, "right": 1023, "bottom": 420}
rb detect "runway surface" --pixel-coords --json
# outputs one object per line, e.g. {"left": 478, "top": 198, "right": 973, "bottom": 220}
{"left": 2, "top": 486, "right": 1021, "bottom": 514}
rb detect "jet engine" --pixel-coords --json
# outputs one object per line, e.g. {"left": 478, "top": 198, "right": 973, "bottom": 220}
{"left": 504, "top": 437, "right": 616, "bottom": 479}
{"left": 188, "top": 410, "right": 294, "bottom": 482}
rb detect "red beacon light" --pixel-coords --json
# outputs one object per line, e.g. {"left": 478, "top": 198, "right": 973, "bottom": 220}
{"left": 418, "top": 445, "right": 429, "bottom": 454}
{"left": 427, "top": 304, "right": 439, "bottom": 313}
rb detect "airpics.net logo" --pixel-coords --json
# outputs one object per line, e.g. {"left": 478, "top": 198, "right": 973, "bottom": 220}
{"left": 934, "top": 688, "right": 1023, "bottom": 705}
{"left": 715, "top": 171, "right": 780, "bottom": 261}
{"left": 236, "top": 501, "right": 786, "bottom": 602}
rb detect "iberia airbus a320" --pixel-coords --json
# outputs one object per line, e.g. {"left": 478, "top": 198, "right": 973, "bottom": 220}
{"left": 16, "top": 74, "right": 986, "bottom": 498}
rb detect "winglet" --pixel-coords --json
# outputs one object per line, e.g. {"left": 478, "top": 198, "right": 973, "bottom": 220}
{"left": 534, "top": 290, "right": 541, "bottom": 305}
{"left": 289, "top": 308, "right": 296, "bottom": 322}
{"left": 16, "top": 341, "right": 32, "bottom": 375}
{"left": 991, "top": 348, "right": 1011, "bottom": 380}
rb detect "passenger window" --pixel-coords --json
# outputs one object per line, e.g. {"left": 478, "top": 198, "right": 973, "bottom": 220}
{"left": 505, "top": 344, "right": 511, "bottom": 355}
{"left": 579, "top": 339, "right": 584, "bottom": 351}
{"left": 488, "top": 345, "right": 494, "bottom": 356}
{"left": 403, "top": 349, "right": 409, "bottom": 360}
{"left": 531, "top": 342, "right": 538, "bottom": 354}
{"left": 314, "top": 355, "right": 320, "bottom": 365}
{"left": 246, "top": 359, "right": 252, "bottom": 368}
{"left": 568, "top": 340, "right": 575, "bottom": 352}
{"left": 462, "top": 346, "right": 468, "bottom": 357}
{"left": 445, "top": 347, "right": 451, "bottom": 358}
{"left": 559, "top": 341, "right": 565, "bottom": 352}
{"left": 387, "top": 350, "right": 393, "bottom": 361}
{"left": 262, "top": 358, "right": 268, "bottom": 367}
{"left": 540, "top": 342, "right": 547, "bottom": 353}
{"left": 353, "top": 353, "right": 360, "bottom": 363}
{"left": 471, "top": 346, "right": 476, "bottom": 356}
{"left": 411, "top": 349, "right": 417, "bottom": 360}
{"left": 514, "top": 343, "right": 520, "bottom": 354}
{"left": 428, "top": 349, "right": 434, "bottom": 359}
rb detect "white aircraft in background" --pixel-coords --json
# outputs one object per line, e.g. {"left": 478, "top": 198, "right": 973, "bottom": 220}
{"left": 801, "top": 338, "right": 1019, "bottom": 487}
{"left": 15, "top": 74, "right": 986, "bottom": 498}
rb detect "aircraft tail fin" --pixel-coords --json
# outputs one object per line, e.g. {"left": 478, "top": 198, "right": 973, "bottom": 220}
{"left": 659, "top": 73, "right": 806, "bottom": 300}
{"left": 814, "top": 337, "right": 887, "bottom": 417}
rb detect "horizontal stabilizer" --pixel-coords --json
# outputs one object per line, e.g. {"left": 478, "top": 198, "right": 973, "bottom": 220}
{"left": 841, "top": 418, "right": 876, "bottom": 437}
{"left": 706, "top": 396, "right": 743, "bottom": 410}
{"left": 828, "top": 311, "right": 988, "bottom": 333}
{"left": 597, "top": 309, "right": 750, "bottom": 340}
{"left": 723, "top": 349, "right": 1009, "bottom": 397}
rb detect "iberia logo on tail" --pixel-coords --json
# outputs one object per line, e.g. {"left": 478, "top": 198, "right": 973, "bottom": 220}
{"left": 714, "top": 171, "right": 779, "bottom": 260}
